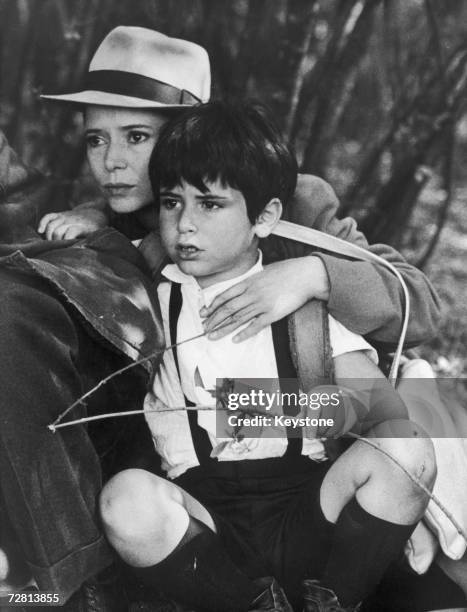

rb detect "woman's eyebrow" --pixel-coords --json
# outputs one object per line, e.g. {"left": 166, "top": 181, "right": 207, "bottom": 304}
{"left": 120, "top": 124, "right": 155, "bottom": 130}
{"left": 84, "top": 124, "right": 154, "bottom": 134}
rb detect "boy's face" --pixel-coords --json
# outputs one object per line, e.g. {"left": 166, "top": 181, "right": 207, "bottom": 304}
{"left": 159, "top": 179, "right": 259, "bottom": 288}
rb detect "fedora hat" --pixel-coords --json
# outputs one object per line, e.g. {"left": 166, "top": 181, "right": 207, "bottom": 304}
{"left": 41, "top": 26, "right": 210, "bottom": 108}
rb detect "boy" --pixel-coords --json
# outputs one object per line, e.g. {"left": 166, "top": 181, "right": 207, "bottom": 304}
{"left": 99, "top": 102, "right": 436, "bottom": 611}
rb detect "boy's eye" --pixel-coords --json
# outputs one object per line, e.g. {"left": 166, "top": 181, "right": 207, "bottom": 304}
{"left": 85, "top": 135, "right": 105, "bottom": 148}
{"left": 160, "top": 198, "right": 179, "bottom": 210}
{"left": 128, "top": 131, "right": 151, "bottom": 145}
{"left": 200, "top": 200, "right": 221, "bottom": 211}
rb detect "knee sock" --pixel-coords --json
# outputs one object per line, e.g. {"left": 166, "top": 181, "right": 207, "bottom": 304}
{"left": 321, "top": 497, "right": 417, "bottom": 607}
{"left": 131, "top": 516, "right": 260, "bottom": 612}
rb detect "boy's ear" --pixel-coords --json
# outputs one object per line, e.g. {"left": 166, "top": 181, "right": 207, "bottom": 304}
{"left": 254, "top": 198, "right": 282, "bottom": 238}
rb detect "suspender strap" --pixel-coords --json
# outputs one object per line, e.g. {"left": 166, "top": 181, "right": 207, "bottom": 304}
{"left": 271, "top": 317, "right": 302, "bottom": 457}
{"left": 168, "top": 282, "right": 213, "bottom": 465}
{"left": 288, "top": 300, "right": 334, "bottom": 391}
{"left": 168, "top": 282, "right": 182, "bottom": 375}
{"left": 288, "top": 299, "right": 341, "bottom": 459}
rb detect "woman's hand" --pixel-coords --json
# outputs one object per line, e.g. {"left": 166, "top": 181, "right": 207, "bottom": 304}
{"left": 201, "top": 256, "right": 330, "bottom": 342}
{"left": 38, "top": 208, "right": 108, "bottom": 240}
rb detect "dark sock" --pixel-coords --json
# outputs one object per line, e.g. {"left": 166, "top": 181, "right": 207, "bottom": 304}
{"left": 132, "top": 516, "right": 260, "bottom": 612}
{"left": 322, "top": 497, "right": 417, "bottom": 607}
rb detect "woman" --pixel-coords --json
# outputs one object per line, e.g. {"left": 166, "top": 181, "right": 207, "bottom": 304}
{"left": 0, "top": 27, "right": 212, "bottom": 611}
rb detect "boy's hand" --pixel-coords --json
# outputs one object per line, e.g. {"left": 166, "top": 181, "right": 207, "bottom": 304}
{"left": 38, "top": 208, "right": 108, "bottom": 240}
{"left": 200, "top": 256, "right": 330, "bottom": 342}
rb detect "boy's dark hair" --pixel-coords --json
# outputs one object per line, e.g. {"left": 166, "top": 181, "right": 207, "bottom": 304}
{"left": 149, "top": 100, "right": 298, "bottom": 223}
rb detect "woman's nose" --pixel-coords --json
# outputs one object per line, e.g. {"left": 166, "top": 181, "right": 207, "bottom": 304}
{"left": 104, "top": 144, "right": 128, "bottom": 172}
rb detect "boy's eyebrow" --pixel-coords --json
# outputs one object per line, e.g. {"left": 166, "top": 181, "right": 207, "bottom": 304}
{"left": 194, "top": 194, "right": 229, "bottom": 200}
{"left": 159, "top": 190, "right": 181, "bottom": 197}
{"left": 159, "top": 190, "right": 230, "bottom": 201}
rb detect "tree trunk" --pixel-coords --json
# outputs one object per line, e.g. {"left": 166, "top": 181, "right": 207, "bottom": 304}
{"left": 301, "top": 0, "right": 382, "bottom": 176}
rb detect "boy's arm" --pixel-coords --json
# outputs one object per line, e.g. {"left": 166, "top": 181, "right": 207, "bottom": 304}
{"left": 318, "top": 350, "right": 412, "bottom": 438}
{"left": 38, "top": 201, "right": 154, "bottom": 241}
{"left": 0, "top": 129, "right": 60, "bottom": 244}
{"left": 284, "top": 174, "right": 441, "bottom": 348}
{"left": 38, "top": 199, "right": 110, "bottom": 240}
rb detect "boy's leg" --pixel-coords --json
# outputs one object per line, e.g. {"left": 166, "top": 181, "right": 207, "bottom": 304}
{"left": 100, "top": 468, "right": 292, "bottom": 611}
{"left": 304, "top": 430, "right": 436, "bottom": 610}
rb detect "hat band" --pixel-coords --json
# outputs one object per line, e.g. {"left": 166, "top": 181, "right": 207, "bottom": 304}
{"left": 84, "top": 70, "right": 201, "bottom": 105}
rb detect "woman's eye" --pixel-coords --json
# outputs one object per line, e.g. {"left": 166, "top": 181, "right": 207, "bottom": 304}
{"left": 128, "top": 131, "right": 150, "bottom": 144}
{"left": 85, "top": 135, "right": 105, "bottom": 148}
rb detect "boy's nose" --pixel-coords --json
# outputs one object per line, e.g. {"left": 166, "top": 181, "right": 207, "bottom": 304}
{"left": 177, "top": 208, "right": 197, "bottom": 233}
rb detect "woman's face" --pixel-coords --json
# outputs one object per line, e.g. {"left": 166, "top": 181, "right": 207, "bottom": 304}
{"left": 84, "top": 106, "right": 168, "bottom": 214}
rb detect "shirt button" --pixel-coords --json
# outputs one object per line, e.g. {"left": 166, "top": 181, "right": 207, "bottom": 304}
{"left": 232, "top": 440, "right": 250, "bottom": 454}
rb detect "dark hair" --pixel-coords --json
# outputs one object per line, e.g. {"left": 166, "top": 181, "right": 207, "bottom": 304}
{"left": 149, "top": 100, "right": 298, "bottom": 223}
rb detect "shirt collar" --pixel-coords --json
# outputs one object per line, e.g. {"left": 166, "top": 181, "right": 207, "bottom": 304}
{"left": 162, "top": 251, "right": 263, "bottom": 305}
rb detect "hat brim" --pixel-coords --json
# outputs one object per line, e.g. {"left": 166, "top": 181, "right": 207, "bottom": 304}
{"left": 40, "top": 90, "right": 192, "bottom": 109}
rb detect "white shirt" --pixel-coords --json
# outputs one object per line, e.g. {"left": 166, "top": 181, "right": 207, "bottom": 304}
{"left": 145, "top": 253, "right": 377, "bottom": 479}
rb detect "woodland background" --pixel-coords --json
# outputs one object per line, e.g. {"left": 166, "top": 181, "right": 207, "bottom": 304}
{"left": 0, "top": 0, "right": 466, "bottom": 374}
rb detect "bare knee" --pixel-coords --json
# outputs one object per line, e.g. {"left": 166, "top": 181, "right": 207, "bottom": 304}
{"left": 322, "top": 429, "right": 437, "bottom": 524}
{"left": 368, "top": 428, "right": 437, "bottom": 492}
{"left": 100, "top": 469, "right": 182, "bottom": 543}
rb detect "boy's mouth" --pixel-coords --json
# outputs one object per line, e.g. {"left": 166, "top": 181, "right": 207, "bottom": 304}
{"left": 176, "top": 244, "right": 202, "bottom": 259}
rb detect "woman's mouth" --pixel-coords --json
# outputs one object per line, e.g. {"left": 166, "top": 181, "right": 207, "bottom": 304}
{"left": 104, "top": 184, "right": 136, "bottom": 197}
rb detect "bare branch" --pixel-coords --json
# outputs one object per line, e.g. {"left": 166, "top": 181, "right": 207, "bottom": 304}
{"left": 417, "top": 121, "right": 456, "bottom": 268}
{"left": 283, "top": 0, "right": 318, "bottom": 139}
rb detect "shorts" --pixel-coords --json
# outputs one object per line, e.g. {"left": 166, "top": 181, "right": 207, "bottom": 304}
{"left": 174, "top": 456, "right": 333, "bottom": 606}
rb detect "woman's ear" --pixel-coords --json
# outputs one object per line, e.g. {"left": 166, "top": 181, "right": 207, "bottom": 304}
{"left": 254, "top": 198, "right": 282, "bottom": 238}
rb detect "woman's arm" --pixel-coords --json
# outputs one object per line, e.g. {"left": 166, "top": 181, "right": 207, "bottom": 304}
{"left": 201, "top": 174, "right": 441, "bottom": 348}
{"left": 0, "top": 128, "right": 109, "bottom": 241}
